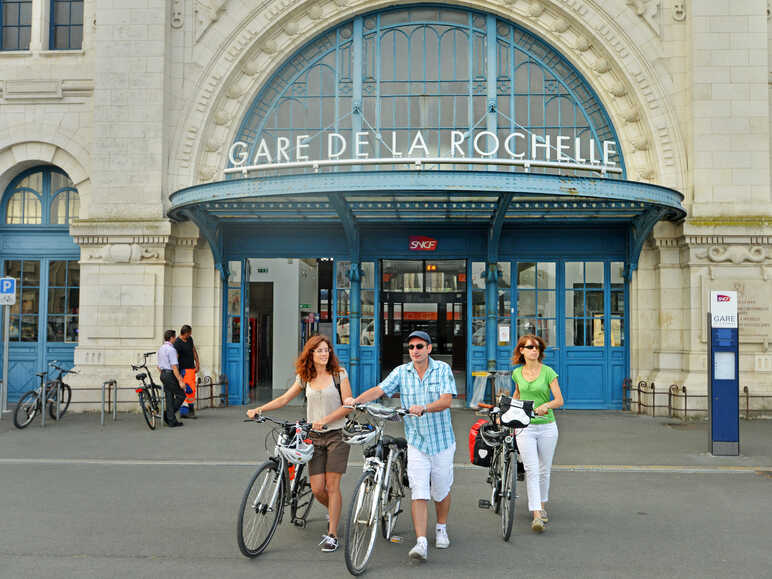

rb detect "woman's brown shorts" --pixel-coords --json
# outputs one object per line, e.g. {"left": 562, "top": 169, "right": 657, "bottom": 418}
{"left": 308, "top": 429, "right": 350, "bottom": 476}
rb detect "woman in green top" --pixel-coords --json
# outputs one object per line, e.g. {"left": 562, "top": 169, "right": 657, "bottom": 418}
{"left": 511, "top": 334, "right": 564, "bottom": 533}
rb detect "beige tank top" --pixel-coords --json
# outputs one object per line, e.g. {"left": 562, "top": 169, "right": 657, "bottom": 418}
{"left": 302, "top": 373, "right": 346, "bottom": 431}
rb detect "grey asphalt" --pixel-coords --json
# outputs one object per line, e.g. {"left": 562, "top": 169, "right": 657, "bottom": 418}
{"left": 1, "top": 406, "right": 770, "bottom": 578}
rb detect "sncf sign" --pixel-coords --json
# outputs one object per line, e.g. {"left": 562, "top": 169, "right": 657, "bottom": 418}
{"left": 409, "top": 236, "right": 438, "bottom": 251}
{"left": 716, "top": 295, "right": 731, "bottom": 302}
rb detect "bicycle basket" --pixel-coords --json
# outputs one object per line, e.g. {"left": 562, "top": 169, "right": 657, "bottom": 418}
{"left": 498, "top": 396, "right": 533, "bottom": 428}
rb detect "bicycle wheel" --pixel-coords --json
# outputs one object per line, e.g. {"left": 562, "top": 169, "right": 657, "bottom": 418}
{"left": 491, "top": 450, "right": 503, "bottom": 515}
{"left": 380, "top": 455, "right": 404, "bottom": 540}
{"left": 345, "top": 469, "right": 379, "bottom": 576}
{"left": 138, "top": 391, "right": 157, "bottom": 430}
{"left": 237, "top": 460, "right": 284, "bottom": 558}
{"left": 48, "top": 382, "right": 71, "bottom": 420}
{"left": 289, "top": 465, "right": 314, "bottom": 526}
{"left": 14, "top": 390, "right": 40, "bottom": 429}
{"left": 500, "top": 450, "right": 517, "bottom": 541}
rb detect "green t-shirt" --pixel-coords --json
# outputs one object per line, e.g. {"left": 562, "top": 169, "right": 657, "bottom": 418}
{"left": 512, "top": 364, "right": 558, "bottom": 424}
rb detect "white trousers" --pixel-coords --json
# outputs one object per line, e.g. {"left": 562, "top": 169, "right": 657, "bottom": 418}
{"left": 515, "top": 421, "right": 559, "bottom": 512}
{"left": 407, "top": 444, "right": 455, "bottom": 502}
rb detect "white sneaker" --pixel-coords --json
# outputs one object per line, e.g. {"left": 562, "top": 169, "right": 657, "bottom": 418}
{"left": 435, "top": 527, "right": 450, "bottom": 549}
{"left": 408, "top": 540, "right": 428, "bottom": 562}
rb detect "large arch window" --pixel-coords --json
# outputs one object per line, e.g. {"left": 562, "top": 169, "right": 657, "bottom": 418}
{"left": 234, "top": 5, "right": 623, "bottom": 177}
{"left": 3, "top": 167, "right": 79, "bottom": 225}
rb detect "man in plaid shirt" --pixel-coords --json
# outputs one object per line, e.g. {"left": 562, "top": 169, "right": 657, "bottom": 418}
{"left": 346, "top": 330, "right": 456, "bottom": 563}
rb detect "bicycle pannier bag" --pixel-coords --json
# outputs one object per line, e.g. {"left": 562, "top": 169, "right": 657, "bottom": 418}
{"left": 469, "top": 418, "right": 494, "bottom": 467}
{"left": 498, "top": 396, "right": 534, "bottom": 428}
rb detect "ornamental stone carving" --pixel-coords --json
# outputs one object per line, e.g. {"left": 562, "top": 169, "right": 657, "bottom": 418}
{"left": 696, "top": 246, "right": 767, "bottom": 264}
{"left": 171, "top": 0, "right": 184, "bottom": 29}
{"left": 195, "top": 0, "right": 227, "bottom": 43}
{"left": 627, "top": 0, "right": 661, "bottom": 37}
{"left": 673, "top": 1, "right": 686, "bottom": 22}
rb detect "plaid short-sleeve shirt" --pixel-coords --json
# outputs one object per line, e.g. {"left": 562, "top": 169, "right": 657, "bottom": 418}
{"left": 379, "top": 357, "right": 457, "bottom": 455}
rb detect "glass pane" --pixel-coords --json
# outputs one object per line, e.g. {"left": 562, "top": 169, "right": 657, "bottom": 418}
{"left": 228, "top": 261, "right": 241, "bottom": 285}
{"left": 538, "top": 291, "right": 556, "bottom": 318}
{"left": 48, "top": 316, "right": 65, "bottom": 341}
{"left": 21, "top": 260, "right": 39, "bottom": 284}
{"left": 471, "top": 262, "right": 486, "bottom": 289}
{"left": 586, "top": 261, "right": 604, "bottom": 286}
{"left": 4, "top": 4, "right": 19, "bottom": 26}
{"left": 51, "top": 171, "right": 74, "bottom": 191}
{"left": 54, "top": 1, "right": 69, "bottom": 23}
{"left": 21, "top": 316, "right": 38, "bottom": 341}
{"left": 610, "top": 317, "right": 624, "bottom": 347}
{"left": 21, "top": 288, "right": 39, "bottom": 314}
{"left": 19, "top": 171, "right": 42, "bottom": 191}
{"left": 4, "top": 260, "right": 21, "bottom": 278}
{"left": 48, "top": 288, "right": 66, "bottom": 314}
{"left": 6, "top": 193, "right": 23, "bottom": 223}
{"left": 50, "top": 194, "right": 67, "bottom": 224}
{"left": 227, "top": 288, "right": 241, "bottom": 315}
{"left": 336, "top": 317, "right": 350, "bottom": 344}
{"left": 3, "top": 28, "right": 19, "bottom": 50}
{"left": 472, "top": 290, "right": 485, "bottom": 317}
{"left": 23, "top": 192, "right": 41, "bottom": 223}
{"left": 361, "top": 290, "right": 374, "bottom": 316}
{"left": 611, "top": 261, "right": 624, "bottom": 286}
{"left": 497, "top": 288, "right": 511, "bottom": 316}
{"left": 611, "top": 291, "right": 624, "bottom": 316}
{"left": 65, "top": 314, "right": 79, "bottom": 342}
{"left": 336, "top": 260, "right": 351, "bottom": 289}
{"left": 228, "top": 316, "right": 240, "bottom": 343}
{"left": 517, "top": 262, "right": 535, "bottom": 289}
{"left": 565, "top": 262, "right": 583, "bottom": 288}
{"left": 69, "top": 25, "right": 82, "bottom": 48}
{"left": 54, "top": 26, "right": 68, "bottom": 49}
{"left": 10, "top": 315, "right": 20, "bottom": 340}
{"left": 360, "top": 262, "right": 375, "bottom": 288}
{"left": 517, "top": 290, "right": 536, "bottom": 316}
{"left": 67, "top": 261, "right": 80, "bottom": 286}
{"left": 497, "top": 262, "right": 511, "bottom": 289}
{"left": 336, "top": 289, "right": 350, "bottom": 315}
{"left": 67, "top": 287, "right": 79, "bottom": 311}
{"left": 537, "top": 262, "right": 556, "bottom": 289}
{"left": 69, "top": 192, "right": 80, "bottom": 220}
{"left": 472, "top": 318, "right": 485, "bottom": 346}
{"left": 497, "top": 318, "right": 511, "bottom": 346}
{"left": 590, "top": 315, "right": 605, "bottom": 346}
{"left": 565, "top": 289, "right": 582, "bottom": 317}
{"left": 537, "top": 318, "right": 556, "bottom": 347}
{"left": 72, "top": 2, "right": 83, "bottom": 25}
{"left": 49, "top": 261, "right": 67, "bottom": 286}
{"left": 586, "top": 290, "right": 604, "bottom": 316}
{"left": 566, "top": 318, "right": 586, "bottom": 346}
{"left": 361, "top": 318, "right": 374, "bottom": 345}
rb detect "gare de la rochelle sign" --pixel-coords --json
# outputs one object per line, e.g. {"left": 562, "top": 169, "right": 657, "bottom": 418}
{"left": 227, "top": 130, "right": 619, "bottom": 172}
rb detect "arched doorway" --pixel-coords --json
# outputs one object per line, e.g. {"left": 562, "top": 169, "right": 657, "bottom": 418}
{"left": 0, "top": 166, "right": 80, "bottom": 401}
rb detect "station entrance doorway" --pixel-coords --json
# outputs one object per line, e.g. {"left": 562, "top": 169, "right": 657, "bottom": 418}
{"left": 379, "top": 259, "right": 467, "bottom": 392}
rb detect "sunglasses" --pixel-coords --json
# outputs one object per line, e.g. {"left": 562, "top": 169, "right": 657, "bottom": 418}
{"left": 408, "top": 343, "right": 426, "bottom": 350}
{"left": 523, "top": 345, "right": 539, "bottom": 350}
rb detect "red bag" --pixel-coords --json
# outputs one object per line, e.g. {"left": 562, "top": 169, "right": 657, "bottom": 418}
{"left": 469, "top": 419, "right": 493, "bottom": 466}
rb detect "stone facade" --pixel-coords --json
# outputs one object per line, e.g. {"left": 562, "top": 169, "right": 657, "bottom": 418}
{"left": 1, "top": 0, "right": 770, "bottom": 409}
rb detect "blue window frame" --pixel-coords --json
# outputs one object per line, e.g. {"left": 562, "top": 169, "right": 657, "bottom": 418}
{"left": 1, "top": 0, "right": 32, "bottom": 50}
{"left": 49, "top": 0, "right": 83, "bottom": 50}
{"left": 3, "top": 167, "right": 80, "bottom": 225}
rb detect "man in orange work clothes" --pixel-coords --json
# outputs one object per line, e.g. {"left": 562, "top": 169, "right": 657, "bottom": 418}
{"left": 174, "top": 324, "right": 200, "bottom": 418}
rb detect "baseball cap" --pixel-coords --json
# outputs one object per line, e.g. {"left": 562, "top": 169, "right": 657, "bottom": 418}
{"left": 407, "top": 330, "right": 432, "bottom": 344}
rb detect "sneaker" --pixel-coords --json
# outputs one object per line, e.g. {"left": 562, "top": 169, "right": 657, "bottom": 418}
{"left": 319, "top": 534, "right": 339, "bottom": 552}
{"left": 435, "top": 527, "right": 450, "bottom": 549}
{"left": 408, "top": 540, "right": 428, "bottom": 563}
{"left": 539, "top": 509, "right": 549, "bottom": 523}
{"left": 531, "top": 517, "right": 545, "bottom": 533}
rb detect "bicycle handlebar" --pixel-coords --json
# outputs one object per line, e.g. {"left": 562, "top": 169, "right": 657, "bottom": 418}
{"left": 243, "top": 415, "right": 327, "bottom": 431}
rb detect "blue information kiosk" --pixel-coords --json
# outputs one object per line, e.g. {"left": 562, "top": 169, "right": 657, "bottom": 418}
{"left": 707, "top": 291, "right": 740, "bottom": 456}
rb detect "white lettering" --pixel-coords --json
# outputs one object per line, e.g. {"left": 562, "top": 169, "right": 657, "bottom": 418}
{"left": 473, "top": 131, "right": 499, "bottom": 157}
{"left": 589, "top": 138, "right": 600, "bottom": 164}
{"left": 355, "top": 131, "right": 369, "bottom": 159}
{"left": 327, "top": 133, "right": 346, "bottom": 159}
{"left": 573, "top": 137, "right": 586, "bottom": 163}
{"left": 390, "top": 131, "right": 402, "bottom": 158}
{"left": 556, "top": 135, "right": 570, "bottom": 162}
{"left": 450, "top": 130, "right": 465, "bottom": 157}
{"left": 407, "top": 131, "right": 429, "bottom": 157}
{"left": 229, "top": 141, "right": 249, "bottom": 166}
{"left": 603, "top": 140, "right": 617, "bottom": 167}
{"left": 503, "top": 132, "right": 525, "bottom": 159}
{"left": 295, "top": 135, "right": 310, "bottom": 162}
{"left": 531, "top": 134, "right": 551, "bottom": 161}
{"left": 276, "top": 137, "right": 290, "bottom": 162}
{"left": 254, "top": 138, "right": 272, "bottom": 164}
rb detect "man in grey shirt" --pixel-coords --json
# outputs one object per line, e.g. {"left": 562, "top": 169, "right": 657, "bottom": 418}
{"left": 157, "top": 329, "right": 186, "bottom": 427}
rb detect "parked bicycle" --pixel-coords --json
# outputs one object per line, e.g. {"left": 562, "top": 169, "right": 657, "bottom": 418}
{"left": 342, "top": 403, "right": 411, "bottom": 576}
{"left": 475, "top": 395, "right": 534, "bottom": 541}
{"left": 131, "top": 352, "right": 164, "bottom": 430}
{"left": 13, "top": 361, "right": 76, "bottom": 429}
{"left": 237, "top": 415, "right": 317, "bottom": 558}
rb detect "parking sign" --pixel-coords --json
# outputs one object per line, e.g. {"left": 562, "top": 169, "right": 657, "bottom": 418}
{"left": 0, "top": 277, "right": 16, "bottom": 306}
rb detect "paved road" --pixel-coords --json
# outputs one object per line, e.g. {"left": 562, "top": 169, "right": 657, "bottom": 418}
{"left": 1, "top": 407, "right": 770, "bottom": 578}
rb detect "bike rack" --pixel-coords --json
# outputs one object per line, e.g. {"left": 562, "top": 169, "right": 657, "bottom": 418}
{"left": 101, "top": 379, "right": 118, "bottom": 426}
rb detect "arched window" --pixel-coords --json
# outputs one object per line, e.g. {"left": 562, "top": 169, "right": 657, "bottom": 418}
{"left": 3, "top": 167, "right": 79, "bottom": 225}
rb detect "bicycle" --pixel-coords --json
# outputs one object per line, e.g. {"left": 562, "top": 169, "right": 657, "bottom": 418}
{"left": 13, "top": 361, "right": 76, "bottom": 429}
{"left": 131, "top": 352, "right": 164, "bottom": 430}
{"left": 342, "top": 403, "right": 411, "bottom": 576}
{"left": 237, "top": 415, "right": 317, "bottom": 558}
{"left": 475, "top": 395, "right": 534, "bottom": 541}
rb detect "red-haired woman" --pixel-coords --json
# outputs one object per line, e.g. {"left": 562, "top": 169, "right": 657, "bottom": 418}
{"left": 511, "top": 334, "right": 564, "bottom": 533}
{"left": 246, "top": 335, "right": 352, "bottom": 552}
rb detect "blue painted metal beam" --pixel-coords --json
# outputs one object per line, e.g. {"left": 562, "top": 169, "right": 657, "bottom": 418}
{"left": 178, "top": 207, "right": 227, "bottom": 280}
{"left": 625, "top": 206, "right": 668, "bottom": 280}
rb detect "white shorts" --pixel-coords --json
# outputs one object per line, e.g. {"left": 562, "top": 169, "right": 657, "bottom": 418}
{"left": 407, "top": 444, "right": 455, "bottom": 502}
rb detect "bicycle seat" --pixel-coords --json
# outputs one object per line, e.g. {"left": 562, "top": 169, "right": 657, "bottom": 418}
{"left": 135, "top": 373, "right": 147, "bottom": 381}
{"left": 382, "top": 435, "right": 407, "bottom": 450}
{"left": 36, "top": 372, "right": 47, "bottom": 377}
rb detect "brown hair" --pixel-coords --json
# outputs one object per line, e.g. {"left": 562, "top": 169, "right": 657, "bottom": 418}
{"left": 511, "top": 334, "right": 547, "bottom": 365}
{"left": 295, "top": 335, "right": 341, "bottom": 383}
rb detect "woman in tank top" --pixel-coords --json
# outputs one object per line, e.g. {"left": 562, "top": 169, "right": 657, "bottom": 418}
{"left": 246, "top": 335, "right": 352, "bottom": 553}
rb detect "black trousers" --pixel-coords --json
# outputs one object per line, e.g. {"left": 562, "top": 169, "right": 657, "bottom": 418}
{"left": 160, "top": 370, "right": 185, "bottom": 424}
